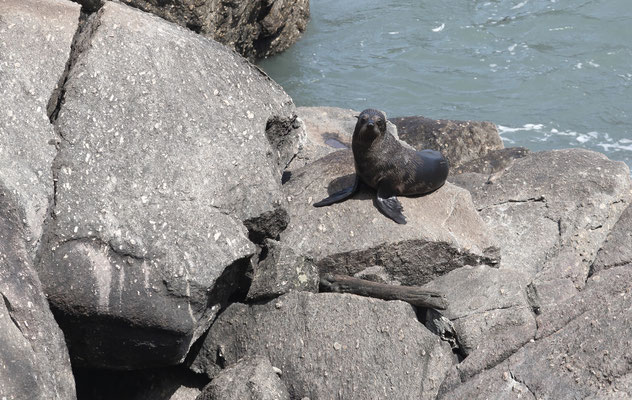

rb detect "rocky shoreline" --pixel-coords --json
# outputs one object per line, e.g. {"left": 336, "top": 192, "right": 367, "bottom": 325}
{"left": 1, "top": 1, "right": 631, "bottom": 399}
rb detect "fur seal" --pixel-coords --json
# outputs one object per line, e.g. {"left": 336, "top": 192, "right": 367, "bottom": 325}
{"left": 313, "top": 108, "right": 449, "bottom": 224}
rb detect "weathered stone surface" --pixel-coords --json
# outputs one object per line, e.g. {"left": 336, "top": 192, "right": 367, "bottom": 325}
{"left": 36, "top": 1, "right": 300, "bottom": 368}
{"left": 281, "top": 150, "right": 500, "bottom": 286}
{"left": 450, "top": 147, "right": 531, "bottom": 176}
{"left": 247, "top": 239, "right": 319, "bottom": 301}
{"left": 75, "top": 366, "right": 207, "bottom": 400}
{"left": 590, "top": 204, "right": 632, "bottom": 275}
{"left": 0, "top": 0, "right": 80, "bottom": 255}
{"left": 191, "top": 292, "right": 454, "bottom": 400}
{"left": 390, "top": 115, "right": 504, "bottom": 169}
{"left": 440, "top": 264, "right": 632, "bottom": 399}
{"left": 197, "top": 356, "right": 290, "bottom": 400}
{"left": 0, "top": 185, "right": 76, "bottom": 400}
{"left": 103, "top": 0, "right": 310, "bottom": 60}
{"left": 424, "top": 265, "right": 536, "bottom": 392}
{"left": 470, "top": 149, "right": 631, "bottom": 307}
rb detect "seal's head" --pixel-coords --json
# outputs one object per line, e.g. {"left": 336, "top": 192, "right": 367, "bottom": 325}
{"left": 354, "top": 108, "right": 387, "bottom": 142}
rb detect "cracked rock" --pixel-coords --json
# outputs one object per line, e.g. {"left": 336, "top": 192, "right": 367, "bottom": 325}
{"left": 281, "top": 150, "right": 500, "bottom": 286}
{"left": 590, "top": 203, "right": 632, "bottom": 275}
{"left": 36, "top": 1, "right": 300, "bottom": 369}
{"left": 0, "top": 183, "right": 76, "bottom": 400}
{"left": 190, "top": 292, "right": 454, "bottom": 400}
{"left": 0, "top": 0, "right": 80, "bottom": 256}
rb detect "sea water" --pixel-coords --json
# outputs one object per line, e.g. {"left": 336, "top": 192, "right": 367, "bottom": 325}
{"left": 258, "top": 0, "right": 632, "bottom": 168}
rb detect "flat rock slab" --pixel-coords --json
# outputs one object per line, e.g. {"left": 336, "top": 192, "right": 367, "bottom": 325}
{"left": 0, "top": 183, "right": 76, "bottom": 400}
{"left": 196, "top": 356, "right": 290, "bottom": 400}
{"left": 282, "top": 150, "right": 500, "bottom": 286}
{"left": 469, "top": 149, "right": 631, "bottom": 307}
{"left": 114, "top": 0, "right": 309, "bottom": 60}
{"left": 191, "top": 292, "right": 453, "bottom": 400}
{"left": 439, "top": 264, "right": 632, "bottom": 399}
{"left": 390, "top": 115, "right": 504, "bottom": 169}
{"left": 0, "top": 0, "right": 80, "bottom": 255}
{"left": 37, "top": 1, "right": 299, "bottom": 369}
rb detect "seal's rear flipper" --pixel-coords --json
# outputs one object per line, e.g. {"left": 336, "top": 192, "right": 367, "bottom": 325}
{"left": 376, "top": 192, "right": 407, "bottom": 224}
{"left": 313, "top": 176, "right": 359, "bottom": 207}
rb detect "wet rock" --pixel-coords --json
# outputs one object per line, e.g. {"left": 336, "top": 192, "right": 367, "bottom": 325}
{"left": 590, "top": 204, "right": 632, "bottom": 275}
{"left": 470, "top": 149, "right": 631, "bottom": 308}
{"left": 246, "top": 239, "right": 319, "bottom": 302}
{"left": 0, "top": 0, "right": 80, "bottom": 256}
{"left": 282, "top": 150, "right": 500, "bottom": 286}
{"left": 191, "top": 292, "right": 453, "bottom": 400}
{"left": 439, "top": 264, "right": 632, "bottom": 399}
{"left": 101, "top": 0, "right": 310, "bottom": 60}
{"left": 196, "top": 356, "right": 289, "bottom": 400}
{"left": 36, "top": 1, "right": 300, "bottom": 369}
{"left": 390, "top": 115, "right": 504, "bottom": 169}
{"left": 0, "top": 184, "right": 76, "bottom": 399}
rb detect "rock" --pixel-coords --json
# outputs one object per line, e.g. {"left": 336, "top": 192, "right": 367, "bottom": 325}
{"left": 36, "top": 1, "right": 300, "bottom": 369}
{"left": 191, "top": 292, "right": 454, "bottom": 400}
{"left": 450, "top": 147, "right": 531, "bottom": 176}
{"left": 439, "top": 264, "right": 632, "bottom": 399}
{"left": 246, "top": 239, "right": 319, "bottom": 301}
{"left": 590, "top": 204, "right": 632, "bottom": 275}
{"left": 287, "top": 106, "right": 402, "bottom": 172}
{"left": 75, "top": 366, "right": 207, "bottom": 400}
{"left": 390, "top": 115, "right": 504, "bottom": 169}
{"left": 0, "top": 0, "right": 80, "bottom": 256}
{"left": 0, "top": 184, "right": 76, "bottom": 399}
{"left": 469, "top": 149, "right": 631, "bottom": 308}
{"left": 196, "top": 356, "right": 290, "bottom": 400}
{"left": 423, "top": 265, "right": 536, "bottom": 392}
{"left": 281, "top": 150, "right": 500, "bottom": 286}
{"left": 106, "top": 0, "right": 310, "bottom": 60}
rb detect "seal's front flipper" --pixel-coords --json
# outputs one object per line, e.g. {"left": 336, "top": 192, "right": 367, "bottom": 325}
{"left": 313, "top": 176, "right": 359, "bottom": 207}
{"left": 376, "top": 190, "right": 407, "bottom": 224}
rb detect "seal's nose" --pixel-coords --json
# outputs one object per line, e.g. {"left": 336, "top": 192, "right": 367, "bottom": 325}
{"left": 367, "top": 121, "right": 374, "bottom": 127}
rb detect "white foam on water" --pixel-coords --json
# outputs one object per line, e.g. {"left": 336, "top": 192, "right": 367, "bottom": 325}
{"left": 432, "top": 23, "right": 445, "bottom": 32}
{"left": 511, "top": 1, "right": 528, "bottom": 10}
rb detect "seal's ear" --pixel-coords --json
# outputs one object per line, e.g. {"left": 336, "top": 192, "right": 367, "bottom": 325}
{"left": 354, "top": 115, "right": 360, "bottom": 119}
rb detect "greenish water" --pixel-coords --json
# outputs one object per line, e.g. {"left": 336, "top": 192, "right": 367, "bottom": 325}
{"left": 259, "top": 0, "right": 632, "bottom": 168}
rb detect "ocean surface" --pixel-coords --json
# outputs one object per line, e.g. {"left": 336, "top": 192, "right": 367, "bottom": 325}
{"left": 258, "top": 0, "right": 632, "bottom": 168}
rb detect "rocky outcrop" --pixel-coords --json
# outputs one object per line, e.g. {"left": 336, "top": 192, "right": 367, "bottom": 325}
{"left": 36, "top": 1, "right": 301, "bottom": 369}
{"left": 590, "top": 203, "right": 632, "bottom": 275}
{"left": 196, "top": 356, "right": 290, "bottom": 400}
{"left": 281, "top": 149, "right": 500, "bottom": 286}
{"left": 191, "top": 291, "right": 454, "bottom": 400}
{"left": 390, "top": 115, "right": 504, "bottom": 170}
{"left": 76, "top": 0, "right": 310, "bottom": 60}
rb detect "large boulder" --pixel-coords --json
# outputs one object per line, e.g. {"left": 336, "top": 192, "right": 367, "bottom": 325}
{"left": 196, "top": 356, "right": 290, "bottom": 400}
{"left": 439, "top": 264, "right": 632, "bottom": 399}
{"left": 0, "top": 0, "right": 80, "bottom": 256}
{"left": 390, "top": 115, "right": 504, "bottom": 170}
{"left": 452, "top": 149, "right": 631, "bottom": 308}
{"left": 191, "top": 292, "right": 454, "bottom": 400}
{"left": 36, "top": 1, "right": 301, "bottom": 369}
{"left": 281, "top": 150, "right": 500, "bottom": 286}
{"left": 590, "top": 204, "right": 632, "bottom": 275}
{"left": 0, "top": 185, "right": 76, "bottom": 399}
{"left": 88, "top": 0, "right": 311, "bottom": 60}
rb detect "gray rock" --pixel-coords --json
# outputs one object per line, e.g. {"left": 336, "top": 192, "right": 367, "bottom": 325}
{"left": 0, "top": 184, "right": 76, "bottom": 400}
{"left": 0, "top": 0, "right": 80, "bottom": 256}
{"left": 282, "top": 150, "right": 500, "bottom": 286}
{"left": 450, "top": 147, "right": 531, "bottom": 176}
{"left": 247, "top": 239, "right": 319, "bottom": 301}
{"left": 423, "top": 265, "right": 536, "bottom": 391}
{"left": 440, "top": 264, "right": 632, "bottom": 399}
{"left": 196, "top": 356, "right": 290, "bottom": 400}
{"left": 37, "top": 1, "right": 300, "bottom": 368}
{"left": 471, "top": 149, "right": 631, "bottom": 307}
{"left": 191, "top": 292, "right": 454, "bottom": 400}
{"left": 106, "top": 0, "right": 310, "bottom": 60}
{"left": 390, "top": 115, "right": 504, "bottom": 169}
{"left": 590, "top": 204, "right": 632, "bottom": 275}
